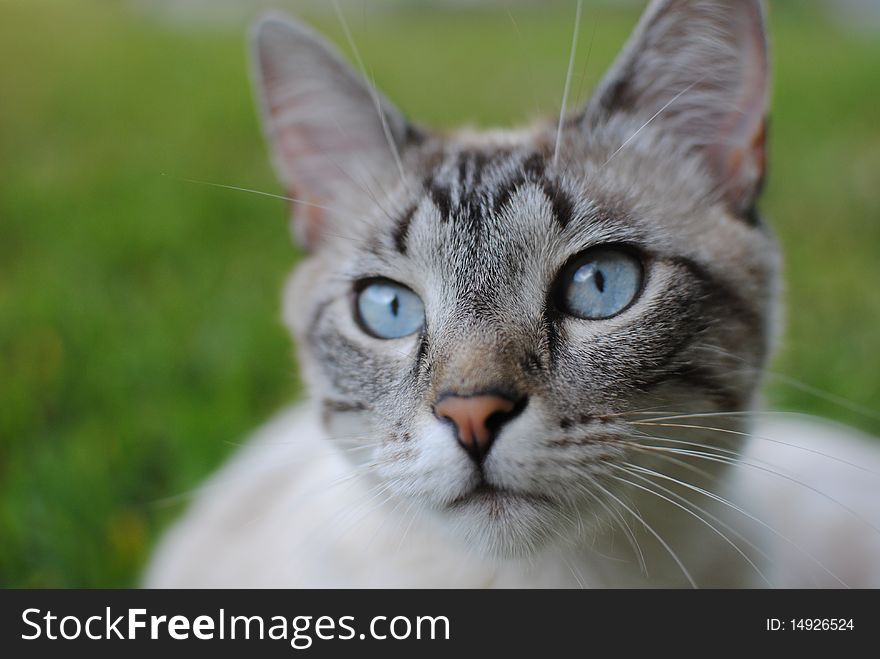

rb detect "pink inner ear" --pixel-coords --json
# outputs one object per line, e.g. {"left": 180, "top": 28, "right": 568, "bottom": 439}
{"left": 252, "top": 15, "right": 411, "bottom": 250}
{"left": 705, "top": 4, "right": 769, "bottom": 214}
{"left": 707, "top": 120, "right": 766, "bottom": 215}
{"left": 585, "top": 0, "right": 771, "bottom": 215}
{"left": 273, "top": 119, "right": 379, "bottom": 248}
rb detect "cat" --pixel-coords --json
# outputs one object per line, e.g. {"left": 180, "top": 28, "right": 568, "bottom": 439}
{"left": 144, "top": 0, "right": 880, "bottom": 588}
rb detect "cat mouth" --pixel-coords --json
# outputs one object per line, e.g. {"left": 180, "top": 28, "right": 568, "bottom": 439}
{"left": 447, "top": 483, "right": 551, "bottom": 510}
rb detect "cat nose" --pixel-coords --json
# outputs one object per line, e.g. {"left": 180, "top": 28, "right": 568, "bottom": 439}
{"left": 434, "top": 393, "right": 526, "bottom": 463}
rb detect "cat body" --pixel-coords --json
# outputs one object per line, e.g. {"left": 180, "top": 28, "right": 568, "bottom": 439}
{"left": 145, "top": 0, "right": 880, "bottom": 588}
{"left": 145, "top": 404, "right": 880, "bottom": 587}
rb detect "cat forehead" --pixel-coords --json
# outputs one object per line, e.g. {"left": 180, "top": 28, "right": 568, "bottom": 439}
{"left": 346, "top": 129, "right": 717, "bottom": 268}
{"left": 420, "top": 146, "right": 563, "bottom": 230}
{"left": 363, "top": 146, "right": 583, "bottom": 273}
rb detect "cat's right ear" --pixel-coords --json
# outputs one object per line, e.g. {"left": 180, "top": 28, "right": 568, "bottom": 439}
{"left": 582, "top": 0, "right": 769, "bottom": 218}
{"left": 250, "top": 12, "right": 415, "bottom": 249}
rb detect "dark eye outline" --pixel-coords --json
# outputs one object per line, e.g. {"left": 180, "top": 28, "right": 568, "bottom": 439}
{"left": 351, "top": 277, "right": 425, "bottom": 340}
{"left": 552, "top": 244, "right": 647, "bottom": 320}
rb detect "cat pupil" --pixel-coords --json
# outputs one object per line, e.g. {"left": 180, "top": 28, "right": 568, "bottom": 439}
{"left": 574, "top": 263, "right": 605, "bottom": 292}
{"left": 390, "top": 295, "right": 399, "bottom": 316}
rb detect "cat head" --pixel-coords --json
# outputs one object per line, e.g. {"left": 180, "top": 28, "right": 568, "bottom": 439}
{"left": 251, "top": 0, "right": 780, "bottom": 556}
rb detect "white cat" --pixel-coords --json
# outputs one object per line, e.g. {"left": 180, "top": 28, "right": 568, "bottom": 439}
{"left": 145, "top": 0, "right": 880, "bottom": 588}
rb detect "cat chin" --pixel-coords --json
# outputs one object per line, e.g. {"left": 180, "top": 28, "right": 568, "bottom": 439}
{"left": 435, "top": 486, "right": 563, "bottom": 558}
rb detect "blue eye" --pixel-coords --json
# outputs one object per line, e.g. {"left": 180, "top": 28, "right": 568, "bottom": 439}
{"left": 355, "top": 280, "right": 425, "bottom": 339}
{"left": 559, "top": 248, "right": 643, "bottom": 319}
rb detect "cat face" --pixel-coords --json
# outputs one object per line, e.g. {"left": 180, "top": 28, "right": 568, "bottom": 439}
{"left": 253, "top": 0, "right": 780, "bottom": 556}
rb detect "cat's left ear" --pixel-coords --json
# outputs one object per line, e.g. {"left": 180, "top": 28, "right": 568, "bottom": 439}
{"left": 584, "top": 0, "right": 769, "bottom": 217}
{"left": 250, "top": 12, "right": 416, "bottom": 248}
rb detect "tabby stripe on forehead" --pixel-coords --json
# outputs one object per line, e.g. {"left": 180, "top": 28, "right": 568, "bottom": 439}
{"left": 457, "top": 151, "right": 489, "bottom": 222}
{"left": 521, "top": 152, "right": 545, "bottom": 179}
{"left": 542, "top": 180, "right": 574, "bottom": 229}
{"left": 425, "top": 175, "right": 452, "bottom": 221}
{"left": 393, "top": 202, "right": 418, "bottom": 253}
{"left": 457, "top": 150, "right": 488, "bottom": 190}
{"left": 492, "top": 153, "right": 544, "bottom": 219}
{"left": 423, "top": 151, "right": 490, "bottom": 224}
{"left": 492, "top": 154, "right": 573, "bottom": 227}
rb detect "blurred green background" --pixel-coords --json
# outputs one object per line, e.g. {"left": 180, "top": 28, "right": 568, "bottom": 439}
{"left": 1, "top": 0, "right": 878, "bottom": 587}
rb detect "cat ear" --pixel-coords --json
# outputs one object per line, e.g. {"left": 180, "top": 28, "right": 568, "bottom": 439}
{"left": 250, "top": 12, "right": 414, "bottom": 248}
{"left": 585, "top": 0, "right": 769, "bottom": 216}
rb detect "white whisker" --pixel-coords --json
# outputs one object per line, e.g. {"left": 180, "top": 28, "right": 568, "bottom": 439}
{"left": 632, "top": 420, "right": 880, "bottom": 478}
{"left": 622, "top": 442, "right": 880, "bottom": 540}
{"left": 609, "top": 467, "right": 772, "bottom": 587}
{"left": 620, "top": 460, "right": 847, "bottom": 587}
{"left": 578, "top": 481, "right": 648, "bottom": 576}
{"left": 591, "top": 479, "right": 697, "bottom": 588}
{"left": 696, "top": 343, "right": 880, "bottom": 422}
{"left": 617, "top": 461, "right": 770, "bottom": 563}
{"left": 331, "top": 0, "right": 409, "bottom": 192}
{"left": 601, "top": 76, "right": 705, "bottom": 167}
{"left": 168, "top": 175, "right": 373, "bottom": 247}
{"left": 553, "top": 0, "right": 582, "bottom": 168}
{"left": 563, "top": 554, "right": 588, "bottom": 589}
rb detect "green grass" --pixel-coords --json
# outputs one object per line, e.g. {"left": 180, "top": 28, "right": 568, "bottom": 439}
{"left": 1, "top": 0, "right": 878, "bottom": 587}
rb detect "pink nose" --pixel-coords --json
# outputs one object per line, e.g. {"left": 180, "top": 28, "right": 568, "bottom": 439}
{"left": 434, "top": 394, "right": 523, "bottom": 461}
